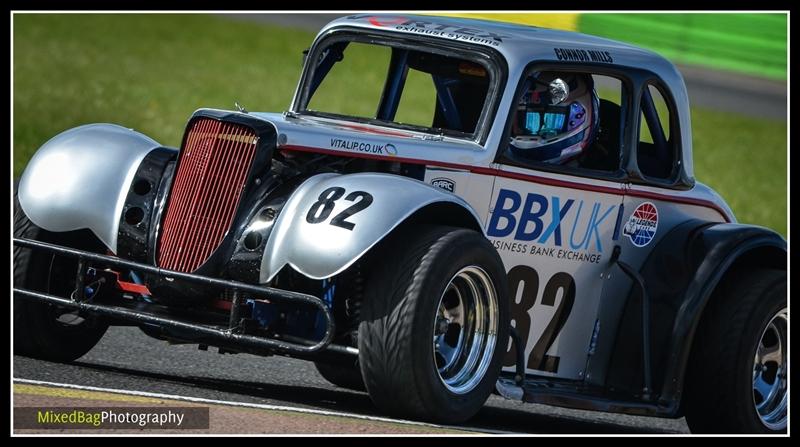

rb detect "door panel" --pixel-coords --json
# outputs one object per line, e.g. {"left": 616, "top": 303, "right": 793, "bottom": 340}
{"left": 584, "top": 193, "right": 730, "bottom": 387}
{"left": 489, "top": 168, "right": 624, "bottom": 379}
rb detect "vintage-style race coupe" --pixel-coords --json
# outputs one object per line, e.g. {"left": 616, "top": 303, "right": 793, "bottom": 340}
{"left": 14, "top": 14, "right": 787, "bottom": 433}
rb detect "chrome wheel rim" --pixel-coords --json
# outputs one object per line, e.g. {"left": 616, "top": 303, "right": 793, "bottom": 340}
{"left": 752, "top": 308, "right": 787, "bottom": 430}
{"left": 432, "top": 266, "right": 499, "bottom": 395}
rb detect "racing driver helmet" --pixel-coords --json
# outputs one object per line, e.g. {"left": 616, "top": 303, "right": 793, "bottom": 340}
{"left": 509, "top": 72, "right": 599, "bottom": 164}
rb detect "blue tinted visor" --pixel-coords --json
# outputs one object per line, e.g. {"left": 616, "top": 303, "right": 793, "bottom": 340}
{"left": 518, "top": 105, "right": 569, "bottom": 138}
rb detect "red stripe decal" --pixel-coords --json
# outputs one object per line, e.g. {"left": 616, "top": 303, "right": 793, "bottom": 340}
{"left": 335, "top": 122, "right": 414, "bottom": 137}
{"left": 279, "top": 144, "right": 731, "bottom": 222}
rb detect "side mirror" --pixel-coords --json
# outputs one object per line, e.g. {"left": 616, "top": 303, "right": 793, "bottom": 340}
{"left": 549, "top": 78, "right": 569, "bottom": 105}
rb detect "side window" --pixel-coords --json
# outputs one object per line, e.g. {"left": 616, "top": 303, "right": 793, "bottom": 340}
{"left": 502, "top": 71, "right": 623, "bottom": 174}
{"left": 637, "top": 83, "right": 677, "bottom": 179}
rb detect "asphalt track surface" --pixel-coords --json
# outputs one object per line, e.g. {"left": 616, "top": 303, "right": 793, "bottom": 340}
{"left": 13, "top": 327, "right": 691, "bottom": 434}
{"left": 227, "top": 13, "right": 787, "bottom": 120}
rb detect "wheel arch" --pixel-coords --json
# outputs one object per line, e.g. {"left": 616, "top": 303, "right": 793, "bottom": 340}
{"left": 672, "top": 233, "right": 786, "bottom": 414}
{"left": 17, "top": 123, "right": 163, "bottom": 253}
{"left": 661, "top": 223, "right": 786, "bottom": 412}
{"left": 604, "top": 220, "right": 786, "bottom": 414}
{"left": 259, "top": 172, "right": 485, "bottom": 283}
{"left": 393, "top": 200, "right": 484, "bottom": 234}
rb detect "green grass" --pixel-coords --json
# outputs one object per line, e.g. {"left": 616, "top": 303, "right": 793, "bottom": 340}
{"left": 691, "top": 107, "right": 786, "bottom": 236}
{"left": 306, "top": 41, "right": 435, "bottom": 126}
{"left": 13, "top": 13, "right": 316, "bottom": 170}
{"left": 13, "top": 14, "right": 787, "bottom": 236}
{"left": 579, "top": 13, "right": 787, "bottom": 80}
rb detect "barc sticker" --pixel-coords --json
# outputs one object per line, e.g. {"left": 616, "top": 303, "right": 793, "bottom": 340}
{"left": 430, "top": 177, "right": 455, "bottom": 192}
{"left": 623, "top": 202, "right": 658, "bottom": 247}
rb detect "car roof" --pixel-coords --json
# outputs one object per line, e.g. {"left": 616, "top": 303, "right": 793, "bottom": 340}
{"left": 320, "top": 14, "right": 680, "bottom": 77}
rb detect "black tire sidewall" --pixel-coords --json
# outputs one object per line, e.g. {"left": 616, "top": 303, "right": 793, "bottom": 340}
{"left": 360, "top": 225, "right": 509, "bottom": 423}
{"left": 14, "top": 185, "right": 108, "bottom": 362}
{"left": 409, "top": 230, "right": 509, "bottom": 420}
{"left": 684, "top": 269, "right": 787, "bottom": 434}
{"left": 732, "top": 274, "right": 787, "bottom": 433}
{"left": 314, "top": 360, "right": 366, "bottom": 392}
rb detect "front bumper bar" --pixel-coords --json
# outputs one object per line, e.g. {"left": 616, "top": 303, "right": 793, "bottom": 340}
{"left": 13, "top": 237, "right": 350, "bottom": 359}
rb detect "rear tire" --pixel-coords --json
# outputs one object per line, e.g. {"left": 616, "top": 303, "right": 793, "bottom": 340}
{"left": 684, "top": 269, "right": 787, "bottom": 433}
{"left": 358, "top": 225, "right": 509, "bottom": 424}
{"left": 314, "top": 360, "right": 366, "bottom": 392}
{"left": 14, "top": 184, "right": 108, "bottom": 362}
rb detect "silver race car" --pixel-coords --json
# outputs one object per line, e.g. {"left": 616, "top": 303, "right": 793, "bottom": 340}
{"left": 13, "top": 14, "right": 787, "bottom": 433}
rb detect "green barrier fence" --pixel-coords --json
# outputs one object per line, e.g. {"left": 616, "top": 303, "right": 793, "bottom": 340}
{"left": 578, "top": 13, "right": 787, "bottom": 80}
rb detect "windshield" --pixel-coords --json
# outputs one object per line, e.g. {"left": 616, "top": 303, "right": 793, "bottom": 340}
{"left": 298, "top": 35, "right": 498, "bottom": 140}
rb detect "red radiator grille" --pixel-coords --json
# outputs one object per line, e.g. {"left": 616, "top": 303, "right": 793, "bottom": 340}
{"left": 157, "top": 118, "right": 258, "bottom": 272}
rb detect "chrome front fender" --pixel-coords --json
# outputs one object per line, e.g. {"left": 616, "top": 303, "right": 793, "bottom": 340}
{"left": 18, "top": 124, "right": 162, "bottom": 252}
{"left": 260, "top": 172, "right": 484, "bottom": 282}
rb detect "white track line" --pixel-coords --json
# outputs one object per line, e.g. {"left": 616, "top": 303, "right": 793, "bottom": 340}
{"left": 13, "top": 378, "right": 513, "bottom": 434}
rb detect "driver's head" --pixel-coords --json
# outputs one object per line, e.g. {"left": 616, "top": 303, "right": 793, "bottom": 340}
{"left": 509, "top": 72, "right": 599, "bottom": 164}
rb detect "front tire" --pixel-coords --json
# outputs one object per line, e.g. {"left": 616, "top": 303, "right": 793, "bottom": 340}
{"left": 14, "top": 185, "right": 108, "bottom": 362}
{"left": 358, "top": 225, "right": 509, "bottom": 424}
{"left": 314, "top": 360, "right": 366, "bottom": 392}
{"left": 684, "top": 269, "right": 787, "bottom": 433}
